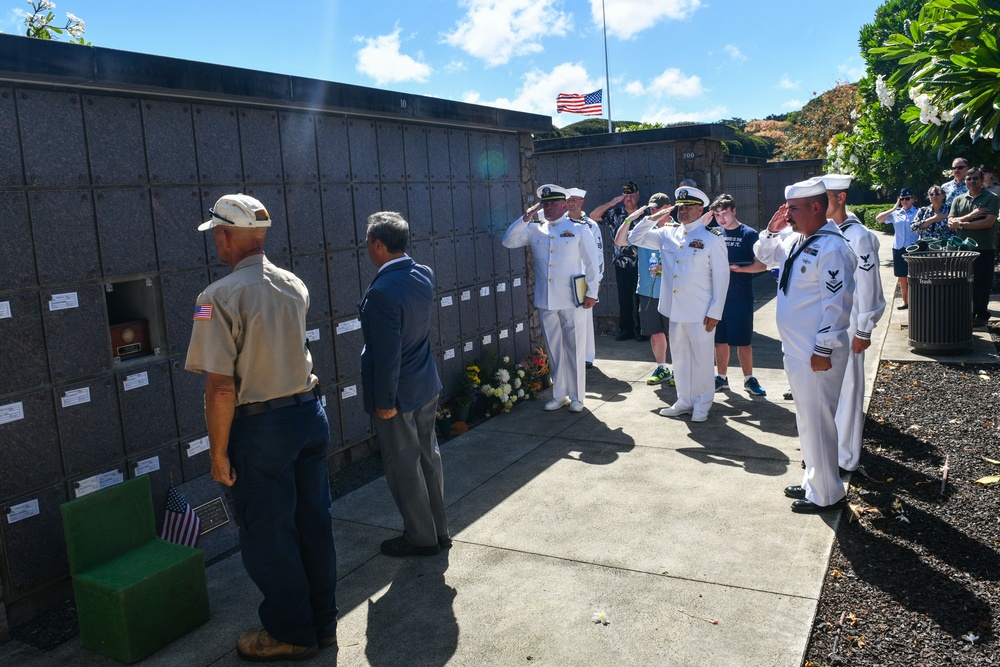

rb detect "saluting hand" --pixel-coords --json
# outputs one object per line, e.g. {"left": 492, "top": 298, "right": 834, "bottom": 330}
{"left": 767, "top": 205, "right": 789, "bottom": 233}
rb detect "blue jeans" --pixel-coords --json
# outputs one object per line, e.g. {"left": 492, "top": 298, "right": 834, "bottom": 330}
{"left": 229, "top": 399, "right": 338, "bottom": 647}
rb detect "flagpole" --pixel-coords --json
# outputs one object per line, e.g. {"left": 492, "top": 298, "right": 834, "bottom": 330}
{"left": 601, "top": 0, "right": 612, "bottom": 133}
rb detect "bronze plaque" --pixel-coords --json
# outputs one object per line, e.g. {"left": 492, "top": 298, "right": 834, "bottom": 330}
{"left": 193, "top": 496, "right": 230, "bottom": 535}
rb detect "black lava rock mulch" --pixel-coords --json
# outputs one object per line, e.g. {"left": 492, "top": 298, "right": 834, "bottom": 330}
{"left": 803, "top": 343, "right": 1000, "bottom": 665}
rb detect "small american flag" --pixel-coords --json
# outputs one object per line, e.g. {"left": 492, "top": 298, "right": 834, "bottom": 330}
{"left": 556, "top": 90, "right": 603, "bottom": 116}
{"left": 193, "top": 304, "right": 213, "bottom": 320}
{"left": 160, "top": 484, "right": 201, "bottom": 548}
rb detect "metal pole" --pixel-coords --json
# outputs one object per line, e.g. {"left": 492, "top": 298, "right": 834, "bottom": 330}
{"left": 601, "top": 0, "right": 612, "bottom": 133}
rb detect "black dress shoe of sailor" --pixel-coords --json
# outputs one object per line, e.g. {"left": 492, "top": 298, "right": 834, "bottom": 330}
{"left": 784, "top": 485, "right": 806, "bottom": 499}
{"left": 790, "top": 497, "right": 848, "bottom": 513}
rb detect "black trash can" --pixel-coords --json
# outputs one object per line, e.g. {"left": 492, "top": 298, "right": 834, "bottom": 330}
{"left": 904, "top": 250, "right": 979, "bottom": 352}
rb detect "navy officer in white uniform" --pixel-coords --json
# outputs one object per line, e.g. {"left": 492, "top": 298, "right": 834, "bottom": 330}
{"left": 502, "top": 184, "right": 602, "bottom": 413}
{"left": 629, "top": 186, "right": 729, "bottom": 422}
{"left": 755, "top": 178, "right": 856, "bottom": 513}
{"left": 821, "top": 174, "right": 886, "bottom": 477}
{"left": 566, "top": 187, "right": 603, "bottom": 369}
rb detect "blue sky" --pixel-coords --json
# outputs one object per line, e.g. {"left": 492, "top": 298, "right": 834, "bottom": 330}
{"left": 3, "top": 0, "right": 880, "bottom": 127}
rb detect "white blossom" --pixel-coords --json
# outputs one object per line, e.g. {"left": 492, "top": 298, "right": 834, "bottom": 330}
{"left": 875, "top": 75, "right": 895, "bottom": 109}
{"left": 496, "top": 368, "right": 510, "bottom": 384}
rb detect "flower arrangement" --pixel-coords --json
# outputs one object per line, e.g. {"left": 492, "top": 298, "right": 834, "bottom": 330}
{"left": 448, "top": 349, "right": 549, "bottom": 424}
{"left": 521, "top": 347, "right": 550, "bottom": 396}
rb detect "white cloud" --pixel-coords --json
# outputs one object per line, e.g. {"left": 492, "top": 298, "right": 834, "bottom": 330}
{"left": 640, "top": 104, "right": 728, "bottom": 125}
{"left": 724, "top": 44, "right": 745, "bottom": 62}
{"left": 837, "top": 58, "right": 865, "bottom": 82}
{"left": 355, "top": 28, "right": 432, "bottom": 85}
{"left": 443, "top": 0, "right": 571, "bottom": 67}
{"left": 444, "top": 60, "right": 467, "bottom": 74}
{"left": 778, "top": 74, "right": 799, "bottom": 90}
{"left": 781, "top": 99, "right": 803, "bottom": 110}
{"left": 462, "top": 62, "right": 601, "bottom": 127}
{"left": 589, "top": 0, "right": 702, "bottom": 40}
{"left": 649, "top": 68, "right": 704, "bottom": 98}
{"left": 624, "top": 80, "right": 646, "bottom": 96}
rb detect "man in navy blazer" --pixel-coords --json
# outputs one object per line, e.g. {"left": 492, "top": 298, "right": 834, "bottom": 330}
{"left": 360, "top": 211, "right": 449, "bottom": 557}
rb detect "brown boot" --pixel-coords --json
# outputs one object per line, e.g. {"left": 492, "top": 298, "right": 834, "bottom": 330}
{"left": 236, "top": 630, "right": 318, "bottom": 662}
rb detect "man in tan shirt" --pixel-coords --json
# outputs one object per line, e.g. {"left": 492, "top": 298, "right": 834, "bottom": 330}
{"left": 186, "top": 194, "right": 337, "bottom": 661}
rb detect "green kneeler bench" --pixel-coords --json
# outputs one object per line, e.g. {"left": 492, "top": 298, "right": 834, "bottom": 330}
{"left": 60, "top": 475, "right": 210, "bottom": 663}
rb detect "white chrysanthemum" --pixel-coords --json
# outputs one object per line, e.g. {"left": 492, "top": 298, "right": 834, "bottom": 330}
{"left": 501, "top": 383, "right": 511, "bottom": 395}
{"left": 496, "top": 368, "right": 510, "bottom": 383}
{"left": 500, "top": 393, "right": 509, "bottom": 403}
{"left": 514, "top": 378, "right": 521, "bottom": 388}
{"left": 480, "top": 383, "right": 492, "bottom": 394}
{"left": 517, "top": 389, "right": 525, "bottom": 398}
{"left": 517, "top": 369, "right": 525, "bottom": 378}
{"left": 502, "top": 356, "right": 510, "bottom": 363}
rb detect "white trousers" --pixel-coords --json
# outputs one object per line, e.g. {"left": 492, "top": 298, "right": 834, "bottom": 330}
{"left": 835, "top": 348, "right": 865, "bottom": 471}
{"left": 585, "top": 307, "right": 596, "bottom": 363}
{"left": 785, "top": 348, "right": 848, "bottom": 506}
{"left": 539, "top": 307, "right": 587, "bottom": 402}
{"left": 668, "top": 320, "right": 715, "bottom": 414}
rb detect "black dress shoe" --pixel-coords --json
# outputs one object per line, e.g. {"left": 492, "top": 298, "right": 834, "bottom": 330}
{"left": 784, "top": 485, "right": 806, "bottom": 499}
{"left": 783, "top": 389, "right": 793, "bottom": 400}
{"left": 585, "top": 361, "right": 594, "bottom": 369}
{"left": 635, "top": 334, "right": 650, "bottom": 342}
{"left": 615, "top": 332, "right": 633, "bottom": 341}
{"left": 438, "top": 535, "right": 453, "bottom": 549}
{"left": 790, "top": 498, "right": 847, "bottom": 513}
{"left": 838, "top": 466, "right": 854, "bottom": 478}
{"left": 380, "top": 535, "right": 440, "bottom": 557}
{"left": 897, "top": 304, "right": 908, "bottom": 310}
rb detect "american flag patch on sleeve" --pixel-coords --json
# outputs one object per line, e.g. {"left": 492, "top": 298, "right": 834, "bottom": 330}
{"left": 193, "top": 304, "right": 213, "bottom": 320}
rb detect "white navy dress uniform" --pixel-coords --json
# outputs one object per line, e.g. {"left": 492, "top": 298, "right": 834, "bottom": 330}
{"left": 629, "top": 187, "right": 729, "bottom": 419}
{"left": 755, "top": 180, "right": 857, "bottom": 507}
{"left": 502, "top": 184, "right": 602, "bottom": 408}
{"left": 567, "top": 188, "right": 603, "bottom": 365}
{"left": 821, "top": 175, "right": 887, "bottom": 473}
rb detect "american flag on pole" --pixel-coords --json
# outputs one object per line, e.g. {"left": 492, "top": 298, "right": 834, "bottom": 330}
{"left": 160, "top": 484, "right": 201, "bottom": 548}
{"left": 556, "top": 90, "right": 603, "bottom": 116}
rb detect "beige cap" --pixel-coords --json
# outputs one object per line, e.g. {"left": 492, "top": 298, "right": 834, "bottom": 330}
{"left": 199, "top": 194, "right": 272, "bottom": 231}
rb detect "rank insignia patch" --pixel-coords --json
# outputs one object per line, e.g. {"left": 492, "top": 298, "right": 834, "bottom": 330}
{"left": 826, "top": 269, "right": 843, "bottom": 294}
{"left": 689, "top": 239, "right": 705, "bottom": 249}
{"left": 560, "top": 230, "right": 576, "bottom": 237}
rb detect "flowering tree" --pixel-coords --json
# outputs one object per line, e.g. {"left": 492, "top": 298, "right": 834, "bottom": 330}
{"left": 824, "top": 0, "right": 944, "bottom": 195}
{"left": 777, "top": 83, "right": 858, "bottom": 160}
{"left": 873, "top": 0, "right": 1000, "bottom": 152}
{"left": 20, "top": 0, "right": 87, "bottom": 43}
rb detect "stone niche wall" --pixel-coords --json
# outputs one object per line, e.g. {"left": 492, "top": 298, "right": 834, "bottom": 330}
{"left": 0, "top": 36, "right": 548, "bottom": 629}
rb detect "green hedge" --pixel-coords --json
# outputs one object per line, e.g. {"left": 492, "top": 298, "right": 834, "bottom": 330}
{"left": 850, "top": 203, "right": 895, "bottom": 231}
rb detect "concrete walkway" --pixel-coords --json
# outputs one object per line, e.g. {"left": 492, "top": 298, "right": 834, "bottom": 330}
{"left": 3, "top": 235, "right": 997, "bottom": 666}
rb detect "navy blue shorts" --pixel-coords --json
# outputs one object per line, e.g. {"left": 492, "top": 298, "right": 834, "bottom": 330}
{"left": 638, "top": 295, "right": 669, "bottom": 336}
{"left": 714, "top": 298, "right": 753, "bottom": 346}
{"left": 892, "top": 247, "right": 908, "bottom": 277}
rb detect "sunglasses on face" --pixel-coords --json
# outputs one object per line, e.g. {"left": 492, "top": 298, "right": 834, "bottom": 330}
{"left": 900, "top": 196, "right": 913, "bottom": 200}
{"left": 953, "top": 165, "right": 969, "bottom": 170}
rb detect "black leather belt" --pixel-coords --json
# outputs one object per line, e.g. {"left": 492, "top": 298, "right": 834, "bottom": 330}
{"left": 235, "top": 388, "right": 319, "bottom": 419}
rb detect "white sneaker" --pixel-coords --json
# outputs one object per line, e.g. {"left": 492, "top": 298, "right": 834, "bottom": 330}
{"left": 658, "top": 405, "right": 692, "bottom": 418}
{"left": 544, "top": 397, "right": 571, "bottom": 411}
{"left": 568, "top": 400, "right": 585, "bottom": 413}
{"left": 691, "top": 411, "right": 709, "bottom": 423}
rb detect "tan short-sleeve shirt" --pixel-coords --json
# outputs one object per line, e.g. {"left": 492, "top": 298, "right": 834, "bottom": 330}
{"left": 185, "top": 254, "right": 318, "bottom": 405}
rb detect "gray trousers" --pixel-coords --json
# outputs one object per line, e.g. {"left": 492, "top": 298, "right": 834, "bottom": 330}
{"left": 374, "top": 395, "right": 448, "bottom": 548}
